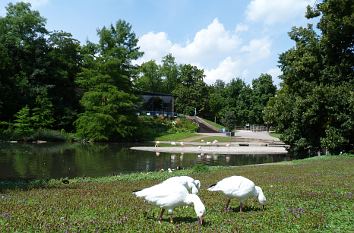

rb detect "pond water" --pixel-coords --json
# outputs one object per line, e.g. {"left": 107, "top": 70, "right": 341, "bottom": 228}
{"left": 0, "top": 143, "right": 290, "bottom": 179}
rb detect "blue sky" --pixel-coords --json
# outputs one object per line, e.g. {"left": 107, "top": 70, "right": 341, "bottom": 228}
{"left": 0, "top": 0, "right": 317, "bottom": 86}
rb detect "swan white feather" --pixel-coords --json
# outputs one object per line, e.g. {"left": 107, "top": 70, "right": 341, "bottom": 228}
{"left": 133, "top": 182, "right": 205, "bottom": 224}
{"left": 208, "top": 176, "right": 266, "bottom": 212}
{"left": 162, "top": 176, "right": 201, "bottom": 194}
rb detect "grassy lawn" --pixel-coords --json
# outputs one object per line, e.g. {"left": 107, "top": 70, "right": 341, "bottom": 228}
{"left": 155, "top": 132, "right": 199, "bottom": 141}
{"left": 0, "top": 155, "right": 353, "bottom": 232}
{"left": 202, "top": 118, "right": 225, "bottom": 130}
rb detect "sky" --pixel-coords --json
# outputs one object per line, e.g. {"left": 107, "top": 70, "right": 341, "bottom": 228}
{"left": 0, "top": 0, "right": 318, "bottom": 86}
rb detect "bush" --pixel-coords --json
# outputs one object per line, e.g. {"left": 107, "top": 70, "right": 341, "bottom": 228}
{"left": 134, "top": 116, "right": 198, "bottom": 141}
{"left": 134, "top": 116, "right": 170, "bottom": 141}
{"left": 169, "top": 117, "right": 198, "bottom": 133}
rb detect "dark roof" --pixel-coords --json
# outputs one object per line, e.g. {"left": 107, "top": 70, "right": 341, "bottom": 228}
{"left": 141, "top": 91, "right": 174, "bottom": 97}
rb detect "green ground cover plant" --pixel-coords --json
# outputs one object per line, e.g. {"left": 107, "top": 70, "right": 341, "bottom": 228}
{"left": 155, "top": 132, "right": 198, "bottom": 142}
{"left": 190, "top": 135, "right": 233, "bottom": 143}
{"left": 0, "top": 155, "right": 353, "bottom": 232}
{"left": 269, "top": 132, "right": 282, "bottom": 140}
{"left": 202, "top": 118, "right": 225, "bottom": 131}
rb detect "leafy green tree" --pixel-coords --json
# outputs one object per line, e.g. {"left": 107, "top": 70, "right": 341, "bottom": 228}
{"left": 0, "top": 2, "right": 48, "bottom": 121}
{"left": 265, "top": 0, "right": 354, "bottom": 155}
{"left": 161, "top": 54, "right": 180, "bottom": 93}
{"left": 13, "top": 105, "right": 33, "bottom": 138}
{"left": 0, "top": 2, "right": 82, "bottom": 134}
{"left": 209, "top": 80, "right": 226, "bottom": 122}
{"left": 221, "top": 78, "right": 252, "bottom": 126}
{"left": 136, "top": 60, "right": 164, "bottom": 92}
{"left": 221, "top": 109, "right": 237, "bottom": 132}
{"left": 251, "top": 74, "right": 277, "bottom": 124}
{"left": 31, "top": 92, "right": 55, "bottom": 129}
{"left": 47, "top": 31, "right": 81, "bottom": 130}
{"left": 75, "top": 20, "right": 142, "bottom": 141}
{"left": 173, "top": 64, "right": 209, "bottom": 116}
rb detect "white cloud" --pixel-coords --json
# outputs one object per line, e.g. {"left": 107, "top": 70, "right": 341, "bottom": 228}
{"left": 246, "top": 0, "right": 315, "bottom": 24}
{"left": 137, "top": 18, "right": 241, "bottom": 67}
{"left": 241, "top": 37, "right": 271, "bottom": 62}
{"left": 136, "top": 32, "right": 172, "bottom": 64}
{"left": 204, "top": 57, "right": 243, "bottom": 84}
{"left": 266, "top": 67, "right": 283, "bottom": 86}
{"left": 235, "top": 23, "right": 249, "bottom": 33}
{"left": 170, "top": 18, "right": 240, "bottom": 65}
{"left": 137, "top": 18, "right": 275, "bottom": 85}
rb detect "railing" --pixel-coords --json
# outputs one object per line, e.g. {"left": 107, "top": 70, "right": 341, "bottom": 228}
{"left": 138, "top": 111, "right": 178, "bottom": 117}
{"left": 235, "top": 125, "right": 269, "bottom": 131}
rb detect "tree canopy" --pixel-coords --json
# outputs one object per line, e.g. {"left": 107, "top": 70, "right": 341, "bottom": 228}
{"left": 75, "top": 20, "right": 142, "bottom": 141}
{"left": 264, "top": 0, "right": 354, "bottom": 155}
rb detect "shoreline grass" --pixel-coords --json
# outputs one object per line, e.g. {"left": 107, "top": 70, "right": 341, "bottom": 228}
{"left": 154, "top": 132, "right": 198, "bottom": 141}
{"left": 0, "top": 154, "right": 353, "bottom": 232}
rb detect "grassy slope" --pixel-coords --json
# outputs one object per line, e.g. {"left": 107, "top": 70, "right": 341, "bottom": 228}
{"left": 0, "top": 155, "right": 353, "bottom": 232}
{"left": 269, "top": 132, "right": 282, "bottom": 139}
{"left": 202, "top": 118, "right": 225, "bottom": 130}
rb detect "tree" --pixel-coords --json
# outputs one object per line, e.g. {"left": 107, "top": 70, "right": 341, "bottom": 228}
{"left": 136, "top": 60, "right": 163, "bottom": 92}
{"left": 173, "top": 64, "right": 209, "bottom": 116}
{"left": 251, "top": 74, "right": 277, "bottom": 124}
{"left": 161, "top": 54, "right": 179, "bottom": 93}
{"left": 265, "top": 0, "right": 354, "bottom": 155}
{"left": 31, "top": 91, "right": 55, "bottom": 129}
{"left": 13, "top": 106, "right": 33, "bottom": 138}
{"left": 221, "top": 110, "right": 237, "bottom": 132}
{"left": 0, "top": 2, "right": 82, "bottom": 133}
{"left": 222, "top": 78, "right": 252, "bottom": 126}
{"left": 0, "top": 2, "right": 48, "bottom": 121}
{"left": 209, "top": 80, "right": 226, "bottom": 121}
{"left": 75, "top": 20, "right": 142, "bottom": 141}
{"left": 47, "top": 31, "right": 81, "bottom": 130}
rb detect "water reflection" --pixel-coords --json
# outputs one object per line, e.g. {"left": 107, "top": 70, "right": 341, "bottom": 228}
{"left": 0, "top": 143, "right": 290, "bottom": 179}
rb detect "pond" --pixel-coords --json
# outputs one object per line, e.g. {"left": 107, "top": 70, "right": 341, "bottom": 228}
{"left": 0, "top": 143, "right": 290, "bottom": 179}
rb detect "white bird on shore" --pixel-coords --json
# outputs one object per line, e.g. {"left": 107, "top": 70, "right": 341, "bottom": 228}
{"left": 155, "top": 141, "right": 160, "bottom": 147}
{"left": 163, "top": 176, "right": 201, "bottom": 194}
{"left": 133, "top": 183, "right": 205, "bottom": 224}
{"left": 180, "top": 142, "right": 184, "bottom": 146}
{"left": 207, "top": 176, "right": 266, "bottom": 212}
{"left": 171, "top": 141, "right": 176, "bottom": 146}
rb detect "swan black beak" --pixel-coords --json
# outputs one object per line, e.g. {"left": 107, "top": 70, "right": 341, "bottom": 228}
{"left": 262, "top": 205, "right": 265, "bottom": 210}
{"left": 198, "top": 216, "right": 203, "bottom": 225}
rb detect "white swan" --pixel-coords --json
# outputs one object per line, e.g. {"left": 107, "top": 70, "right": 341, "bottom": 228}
{"left": 162, "top": 176, "right": 201, "bottom": 194}
{"left": 133, "top": 183, "right": 205, "bottom": 224}
{"left": 207, "top": 176, "right": 266, "bottom": 212}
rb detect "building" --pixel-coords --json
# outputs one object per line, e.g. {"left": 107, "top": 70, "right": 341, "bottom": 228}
{"left": 140, "top": 92, "right": 175, "bottom": 117}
